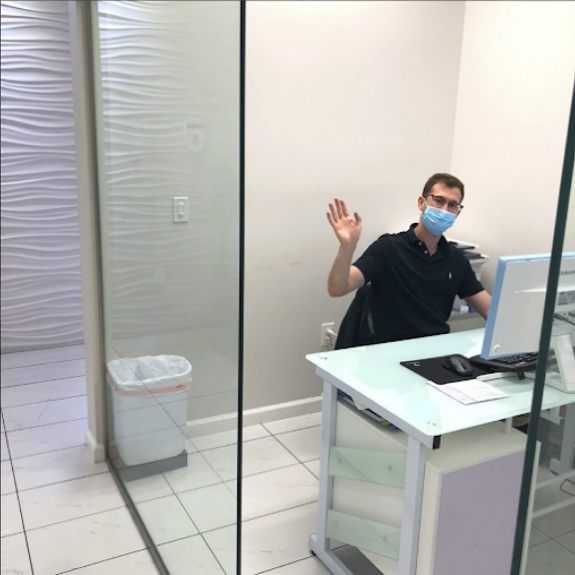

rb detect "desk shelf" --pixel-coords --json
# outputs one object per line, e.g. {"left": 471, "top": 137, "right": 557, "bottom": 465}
{"left": 329, "top": 446, "right": 406, "bottom": 487}
{"left": 326, "top": 509, "right": 400, "bottom": 560}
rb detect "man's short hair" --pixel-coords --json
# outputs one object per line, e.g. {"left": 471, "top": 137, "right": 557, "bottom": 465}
{"left": 422, "top": 173, "right": 465, "bottom": 201}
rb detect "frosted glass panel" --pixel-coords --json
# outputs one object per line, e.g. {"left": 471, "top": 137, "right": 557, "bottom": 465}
{"left": 95, "top": 0, "right": 239, "bottom": 342}
{"left": 92, "top": 2, "right": 240, "bottom": 573}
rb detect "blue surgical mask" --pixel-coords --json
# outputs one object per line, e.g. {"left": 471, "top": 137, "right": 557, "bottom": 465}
{"left": 421, "top": 206, "right": 456, "bottom": 236}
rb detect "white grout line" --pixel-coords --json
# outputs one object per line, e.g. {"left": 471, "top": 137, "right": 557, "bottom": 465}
{"left": 12, "top": 468, "right": 111, "bottom": 494}
{"left": 0, "top": 349, "right": 86, "bottom": 372}
{"left": 57, "top": 549, "right": 154, "bottom": 574}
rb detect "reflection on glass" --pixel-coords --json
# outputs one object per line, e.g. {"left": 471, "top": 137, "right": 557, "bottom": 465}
{"left": 547, "top": 261, "right": 575, "bottom": 394}
{"left": 93, "top": 1, "right": 240, "bottom": 573}
{"left": 522, "top": 169, "right": 575, "bottom": 573}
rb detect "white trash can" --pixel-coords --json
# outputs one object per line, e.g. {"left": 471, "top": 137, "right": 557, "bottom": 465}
{"left": 107, "top": 355, "right": 192, "bottom": 466}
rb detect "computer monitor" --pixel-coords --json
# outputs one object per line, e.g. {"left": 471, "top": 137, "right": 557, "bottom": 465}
{"left": 481, "top": 253, "right": 575, "bottom": 360}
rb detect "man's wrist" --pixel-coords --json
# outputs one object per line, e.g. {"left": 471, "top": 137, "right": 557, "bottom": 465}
{"left": 338, "top": 242, "right": 357, "bottom": 256}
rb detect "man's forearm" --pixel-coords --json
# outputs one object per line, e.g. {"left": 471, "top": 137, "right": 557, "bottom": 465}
{"left": 328, "top": 245, "right": 357, "bottom": 297}
{"left": 465, "top": 290, "right": 491, "bottom": 319}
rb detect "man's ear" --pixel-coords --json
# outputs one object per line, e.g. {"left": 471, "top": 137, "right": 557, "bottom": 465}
{"left": 417, "top": 196, "right": 426, "bottom": 212}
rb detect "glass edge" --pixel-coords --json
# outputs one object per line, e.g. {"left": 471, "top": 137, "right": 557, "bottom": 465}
{"left": 510, "top": 76, "right": 575, "bottom": 574}
{"left": 237, "top": 2, "right": 246, "bottom": 575}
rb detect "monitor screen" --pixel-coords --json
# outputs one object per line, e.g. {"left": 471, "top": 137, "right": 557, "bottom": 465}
{"left": 481, "top": 253, "right": 575, "bottom": 359}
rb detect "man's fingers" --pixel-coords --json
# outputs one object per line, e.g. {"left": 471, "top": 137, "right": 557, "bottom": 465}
{"left": 328, "top": 202, "right": 338, "bottom": 222}
{"left": 335, "top": 198, "right": 349, "bottom": 219}
{"left": 329, "top": 199, "right": 359, "bottom": 227}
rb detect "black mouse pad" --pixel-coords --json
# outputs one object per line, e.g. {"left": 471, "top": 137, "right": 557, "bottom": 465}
{"left": 400, "top": 354, "right": 491, "bottom": 385}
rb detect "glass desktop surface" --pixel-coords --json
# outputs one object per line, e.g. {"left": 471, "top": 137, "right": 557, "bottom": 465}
{"left": 306, "top": 329, "right": 575, "bottom": 441}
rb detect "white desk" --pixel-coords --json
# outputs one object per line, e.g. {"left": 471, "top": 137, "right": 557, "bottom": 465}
{"left": 306, "top": 328, "right": 575, "bottom": 575}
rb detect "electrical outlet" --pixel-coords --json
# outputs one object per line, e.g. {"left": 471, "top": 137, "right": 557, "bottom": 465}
{"left": 320, "top": 322, "right": 336, "bottom": 351}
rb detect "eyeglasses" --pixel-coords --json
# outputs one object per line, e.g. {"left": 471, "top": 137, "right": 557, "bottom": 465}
{"left": 424, "top": 194, "right": 464, "bottom": 214}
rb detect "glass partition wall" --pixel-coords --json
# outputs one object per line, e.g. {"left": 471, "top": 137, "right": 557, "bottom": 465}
{"left": 513, "top": 83, "right": 575, "bottom": 575}
{"left": 91, "top": 2, "right": 242, "bottom": 573}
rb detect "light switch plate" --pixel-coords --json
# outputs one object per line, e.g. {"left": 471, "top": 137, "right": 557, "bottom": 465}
{"left": 173, "top": 196, "right": 189, "bottom": 223}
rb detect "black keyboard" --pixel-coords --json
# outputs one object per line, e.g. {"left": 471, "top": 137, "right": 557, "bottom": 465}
{"left": 469, "top": 352, "right": 539, "bottom": 376}
{"left": 492, "top": 352, "right": 538, "bottom": 366}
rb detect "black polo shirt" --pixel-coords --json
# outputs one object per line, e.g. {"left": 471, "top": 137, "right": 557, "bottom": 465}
{"left": 353, "top": 224, "right": 484, "bottom": 343}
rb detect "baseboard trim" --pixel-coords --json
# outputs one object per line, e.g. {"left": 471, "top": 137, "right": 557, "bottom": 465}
{"left": 243, "top": 395, "right": 322, "bottom": 427}
{"left": 85, "top": 428, "right": 106, "bottom": 463}
{"left": 185, "top": 395, "right": 322, "bottom": 438}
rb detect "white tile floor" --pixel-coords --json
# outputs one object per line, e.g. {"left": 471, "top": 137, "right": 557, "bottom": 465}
{"left": 1, "top": 345, "right": 574, "bottom": 575}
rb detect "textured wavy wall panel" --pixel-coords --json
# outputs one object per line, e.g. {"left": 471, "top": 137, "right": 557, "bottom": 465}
{"left": 0, "top": 1, "right": 84, "bottom": 352}
{"left": 96, "top": 1, "right": 239, "bottom": 342}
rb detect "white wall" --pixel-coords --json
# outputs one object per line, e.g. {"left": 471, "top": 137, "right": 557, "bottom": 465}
{"left": 450, "top": 1, "right": 575, "bottom": 288}
{"left": 245, "top": 1, "right": 575, "bottom": 410}
{"left": 0, "top": 0, "right": 84, "bottom": 352}
{"left": 245, "top": 1, "right": 466, "bottom": 408}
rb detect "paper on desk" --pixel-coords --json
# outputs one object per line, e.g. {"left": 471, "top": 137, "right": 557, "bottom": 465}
{"left": 427, "top": 378, "right": 509, "bottom": 404}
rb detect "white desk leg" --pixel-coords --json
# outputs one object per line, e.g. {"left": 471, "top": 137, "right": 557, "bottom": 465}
{"left": 315, "top": 381, "right": 337, "bottom": 550}
{"left": 309, "top": 382, "right": 354, "bottom": 575}
{"left": 397, "top": 436, "right": 428, "bottom": 575}
{"left": 550, "top": 402, "right": 575, "bottom": 475}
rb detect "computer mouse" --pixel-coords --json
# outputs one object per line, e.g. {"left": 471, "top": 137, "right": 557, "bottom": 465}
{"left": 442, "top": 355, "right": 474, "bottom": 377}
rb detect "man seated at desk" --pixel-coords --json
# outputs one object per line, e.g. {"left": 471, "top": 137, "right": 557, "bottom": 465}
{"left": 326, "top": 172, "right": 491, "bottom": 346}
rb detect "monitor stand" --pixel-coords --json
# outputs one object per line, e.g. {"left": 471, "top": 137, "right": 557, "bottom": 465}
{"left": 546, "top": 333, "right": 575, "bottom": 394}
{"left": 549, "top": 403, "right": 575, "bottom": 475}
